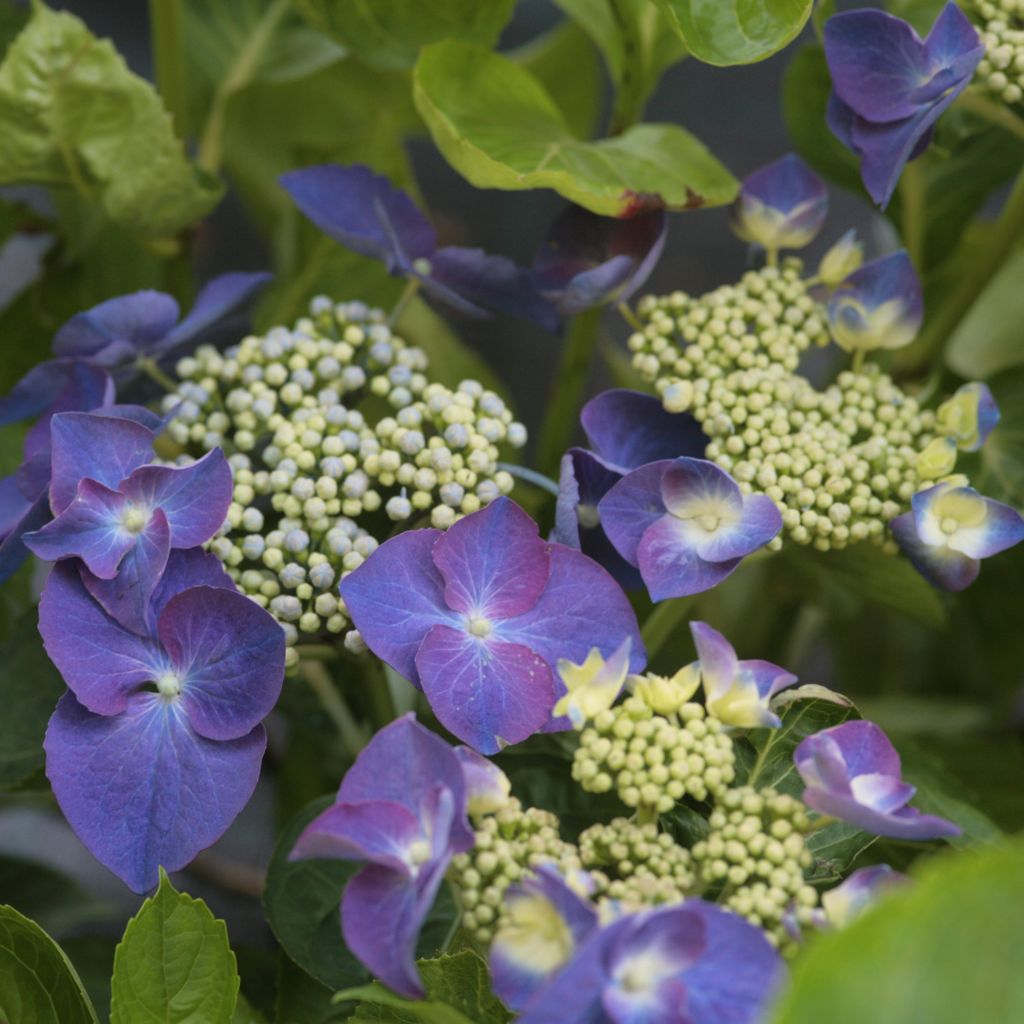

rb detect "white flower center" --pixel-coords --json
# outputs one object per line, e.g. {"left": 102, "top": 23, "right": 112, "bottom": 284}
{"left": 467, "top": 616, "right": 492, "bottom": 638}
{"left": 577, "top": 503, "right": 600, "bottom": 529}
{"left": 121, "top": 505, "right": 149, "bottom": 534}
{"left": 697, "top": 513, "right": 721, "bottom": 532}
{"left": 940, "top": 517, "right": 960, "bottom": 536}
{"left": 407, "top": 839, "right": 432, "bottom": 865}
{"left": 156, "top": 673, "right": 181, "bottom": 697}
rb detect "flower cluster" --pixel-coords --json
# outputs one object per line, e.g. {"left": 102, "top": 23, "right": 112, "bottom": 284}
{"left": 970, "top": 0, "right": 1024, "bottom": 106}
{"left": 165, "top": 298, "right": 527, "bottom": 665}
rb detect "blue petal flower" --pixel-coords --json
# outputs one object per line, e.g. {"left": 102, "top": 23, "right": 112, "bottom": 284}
{"left": 936, "top": 381, "right": 1000, "bottom": 452}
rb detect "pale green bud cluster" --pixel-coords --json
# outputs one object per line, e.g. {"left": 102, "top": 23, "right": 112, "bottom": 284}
{"left": 579, "top": 818, "right": 695, "bottom": 909}
{"left": 448, "top": 798, "right": 581, "bottom": 946}
{"left": 692, "top": 786, "right": 817, "bottom": 951}
{"left": 972, "top": 0, "right": 1024, "bottom": 106}
{"left": 164, "top": 298, "right": 525, "bottom": 660}
{"left": 572, "top": 695, "right": 736, "bottom": 816}
{"left": 631, "top": 262, "right": 939, "bottom": 553}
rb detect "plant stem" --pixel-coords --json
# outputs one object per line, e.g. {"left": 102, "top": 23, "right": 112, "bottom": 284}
{"left": 617, "top": 301, "right": 644, "bottom": 332}
{"left": 899, "top": 159, "right": 925, "bottom": 269}
{"left": 197, "top": 0, "right": 290, "bottom": 173}
{"left": 389, "top": 277, "right": 422, "bottom": 329}
{"left": 641, "top": 597, "right": 696, "bottom": 660}
{"left": 636, "top": 805, "right": 660, "bottom": 827}
{"left": 956, "top": 89, "right": 1024, "bottom": 143}
{"left": 137, "top": 356, "right": 180, "bottom": 393}
{"left": 496, "top": 462, "right": 561, "bottom": 497}
{"left": 359, "top": 656, "right": 397, "bottom": 732}
{"left": 535, "top": 308, "right": 603, "bottom": 477}
{"left": 149, "top": 0, "right": 189, "bottom": 136}
{"left": 301, "top": 658, "right": 367, "bottom": 755}
{"left": 851, "top": 349, "right": 866, "bottom": 374}
{"left": 607, "top": 0, "right": 646, "bottom": 133}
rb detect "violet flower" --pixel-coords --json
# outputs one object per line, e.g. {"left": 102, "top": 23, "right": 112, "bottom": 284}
{"left": 794, "top": 719, "right": 960, "bottom": 840}
{"left": 280, "top": 163, "right": 557, "bottom": 330}
{"left": 340, "top": 497, "right": 645, "bottom": 754}
{"left": 453, "top": 745, "right": 512, "bottom": 816}
{"left": 532, "top": 204, "right": 666, "bottom": 316}
{"left": 555, "top": 389, "right": 707, "bottom": 589}
{"left": 598, "top": 457, "right": 781, "bottom": 601}
{"left": 890, "top": 482, "right": 1024, "bottom": 591}
{"left": 41, "top": 548, "right": 285, "bottom": 892}
{"left": 730, "top": 154, "right": 828, "bottom": 257}
{"left": 289, "top": 714, "right": 474, "bottom": 999}
{"left": 820, "top": 864, "right": 908, "bottom": 928}
{"left": 936, "top": 381, "right": 1000, "bottom": 452}
{"left": 824, "top": 3, "right": 984, "bottom": 206}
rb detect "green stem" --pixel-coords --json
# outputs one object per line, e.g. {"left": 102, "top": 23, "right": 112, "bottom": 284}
{"left": 389, "top": 277, "right": 422, "bottom": 329}
{"left": 617, "top": 301, "right": 644, "bottom": 332}
{"left": 899, "top": 159, "right": 925, "bottom": 269}
{"left": 137, "top": 356, "right": 180, "bottom": 393}
{"left": 358, "top": 656, "right": 397, "bottom": 731}
{"left": 766, "top": 248, "right": 779, "bottom": 269}
{"left": 851, "top": 349, "right": 866, "bottom": 374}
{"left": 904, "top": 167, "right": 1024, "bottom": 367}
{"left": 149, "top": 0, "right": 189, "bottom": 136}
{"left": 636, "top": 805, "right": 660, "bottom": 827}
{"left": 745, "top": 731, "right": 778, "bottom": 789}
{"left": 607, "top": 0, "right": 646, "bottom": 133}
{"left": 535, "top": 308, "right": 603, "bottom": 477}
{"left": 641, "top": 597, "right": 696, "bottom": 660}
{"left": 301, "top": 659, "right": 368, "bottom": 756}
{"left": 497, "top": 462, "right": 561, "bottom": 497}
{"left": 197, "top": 0, "right": 290, "bottom": 172}
{"left": 956, "top": 89, "right": 1024, "bottom": 143}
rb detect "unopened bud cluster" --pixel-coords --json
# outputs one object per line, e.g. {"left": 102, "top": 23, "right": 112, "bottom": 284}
{"left": 448, "top": 798, "right": 580, "bottom": 946}
{"left": 163, "top": 298, "right": 525, "bottom": 661}
{"left": 971, "top": 0, "right": 1024, "bottom": 106}
{"left": 631, "top": 262, "right": 939, "bottom": 553}
{"left": 579, "top": 818, "right": 695, "bottom": 908}
{"left": 572, "top": 694, "right": 736, "bottom": 815}
{"left": 692, "top": 786, "right": 818, "bottom": 952}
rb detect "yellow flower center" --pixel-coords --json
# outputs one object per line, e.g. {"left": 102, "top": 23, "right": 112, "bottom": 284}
{"left": 468, "top": 616, "right": 492, "bottom": 638}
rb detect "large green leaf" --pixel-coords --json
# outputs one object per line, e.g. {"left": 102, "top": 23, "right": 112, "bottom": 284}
{"left": 293, "top": 0, "right": 516, "bottom": 71}
{"left": 0, "top": 3, "right": 221, "bottom": 238}
{"left": 0, "top": 610, "right": 65, "bottom": 790}
{"left": 771, "top": 837, "right": 1024, "bottom": 1024}
{"left": 109, "top": 871, "right": 240, "bottom": 1024}
{"left": 0, "top": 904, "right": 98, "bottom": 1024}
{"left": 654, "top": 0, "right": 813, "bottom": 66}
{"left": 413, "top": 41, "right": 737, "bottom": 216}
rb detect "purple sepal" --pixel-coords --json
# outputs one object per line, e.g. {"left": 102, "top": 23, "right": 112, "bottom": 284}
{"left": 532, "top": 205, "right": 667, "bottom": 315}
{"left": 794, "top": 720, "right": 961, "bottom": 840}
{"left": 45, "top": 691, "right": 266, "bottom": 894}
{"left": 0, "top": 490, "right": 50, "bottom": 584}
{"left": 820, "top": 864, "right": 908, "bottom": 928}
{"left": 731, "top": 154, "right": 827, "bottom": 252}
{"left": 453, "top": 746, "right": 510, "bottom": 814}
{"left": 0, "top": 359, "right": 113, "bottom": 431}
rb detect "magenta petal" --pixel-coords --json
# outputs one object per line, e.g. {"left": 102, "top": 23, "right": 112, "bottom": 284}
{"left": 121, "top": 450, "right": 233, "bottom": 548}
{"left": 638, "top": 517, "right": 741, "bottom": 601}
{"left": 339, "top": 529, "right": 457, "bottom": 687}
{"left": 416, "top": 625, "right": 556, "bottom": 755}
{"left": 48, "top": 412, "right": 154, "bottom": 514}
{"left": 430, "top": 498, "right": 550, "bottom": 619}
{"left": 45, "top": 691, "right": 266, "bottom": 893}
{"left": 290, "top": 800, "right": 423, "bottom": 875}
{"left": 24, "top": 478, "right": 133, "bottom": 578}
{"left": 39, "top": 562, "right": 162, "bottom": 715}
{"left": 158, "top": 586, "right": 285, "bottom": 740}
{"left": 598, "top": 460, "right": 675, "bottom": 566}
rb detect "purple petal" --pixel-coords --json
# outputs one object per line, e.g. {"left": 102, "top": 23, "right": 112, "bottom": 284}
{"left": 0, "top": 491, "right": 50, "bottom": 584}
{"left": 740, "top": 658, "right": 798, "bottom": 700}
{"left": 661, "top": 458, "right": 743, "bottom": 521}
{"left": 290, "top": 799, "right": 423, "bottom": 874}
{"left": 693, "top": 494, "right": 781, "bottom": 563}
{"left": 150, "top": 547, "right": 235, "bottom": 620}
{"left": 581, "top": 391, "right": 706, "bottom": 471}
{"left": 280, "top": 163, "right": 435, "bottom": 274}
{"left": 822, "top": 864, "right": 908, "bottom": 927}
{"left": 158, "top": 586, "right": 285, "bottom": 740}
{"left": 53, "top": 291, "right": 180, "bottom": 365}
{"left": 48, "top": 412, "right": 154, "bottom": 515}
{"left": 0, "top": 359, "right": 113, "bottom": 429}
{"left": 500, "top": 543, "right": 647, "bottom": 677}
{"left": 925, "top": 2, "right": 985, "bottom": 69}
{"left": 38, "top": 562, "right": 162, "bottom": 715}
{"left": 849, "top": 772, "right": 916, "bottom": 814}
{"left": 598, "top": 460, "right": 674, "bottom": 566}
{"left": 454, "top": 746, "right": 510, "bottom": 813}
{"left": 801, "top": 786, "right": 961, "bottom": 840}
{"left": 416, "top": 625, "right": 556, "bottom": 755}
{"left": 690, "top": 622, "right": 739, "bottom": 698}
{"left": 890, "top": 509, "right": 980, "bottom": 591}
{"left": 826, "top": 93, "right": 857, "bottom": 152}
{"left": 0, "top": 475, "right": 29, "bottom": 538}
{"left": 156, "top": 272, "right": 272, "bottom": 357}
{"left": 431, "top": 497, "right": 550, "bottom": 620}
{"left": 732, "top": 154, "right": 828, "bottom": 251}
{"left": 121, "top": 450, "right": 232, "bottom": 548}
{"left": 637, "top": 516, "right": 741, "bottom": 601}
{"left": 45, "top": 691, "right": 266, "bottom": 893}
{"left": 24, "top": 478, "right": 134, "bottom": 577}
{"left": 603, "top": 977, "right": 688, "bottom": 1024}
{"left": 801, "top": 721, "right": 903, "bottom": 780}
{"left": 952, "top": 496, "right": 1024, "bottom": 560}
{"left": 82, "top": 509, "right": 171, "bottom": 635}
{"left": 828, "top": 251, "right": 923, "bottom": 347}
{"left": 339, "top": 529, "right": 457, "bottom": 687}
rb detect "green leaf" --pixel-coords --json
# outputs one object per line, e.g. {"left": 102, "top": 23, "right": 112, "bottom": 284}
{"left": 293, "top": 0, "right": 516, "bottom": 71}
{"left": 946, "top": 247, "right": 1024, "bottom": 379}
{"left": 342, "top": 951, "right": 509, "bottom": 1024}
{"left": 976, "top": 366, "right": 1024, "bottom": 505}
{"left": 233, "top": 993, "right": 269, "bottom": 1024}
{"left": 654, "top": 0, "right": 813, "bottom": 66}
{"left": 0, "top": 904, "right": 98, "bottom": 1024}
{"left": 413, "top": 41, "right": 737, "bottom": 216}
{"left": 0, "top": 3, "right": 222, "bottom": 238}
{"left": 273, "top": 955, "right": 350, "bottom": 1024}
{"left": 771, "top": 837, "right": 1024, "bottom": 1024}
{"left": 109, "top": 870, "right": 240, "bottom": 1024}
{"left": 0, "top": 610, "right": 65, "bottom": 790}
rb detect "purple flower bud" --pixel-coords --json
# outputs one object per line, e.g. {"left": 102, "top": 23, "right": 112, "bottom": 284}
{"left": 731, "top": 154, "right": 827, "bottom": 254}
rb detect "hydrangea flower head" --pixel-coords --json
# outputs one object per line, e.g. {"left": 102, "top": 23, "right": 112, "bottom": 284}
{"left": 730, "top": 154, "right": 828, "bottom": 255}
{"left": 340, "top": 497, "right": 645, "bottom": 754}
{"left": 280, "top": 163, "right": 556, "bottom": 329}
{"left": 40, "top": 549, "right": 285, "bottom": 892}
{"left": 827, "top": 251, "right": 923, "bottom": 353}
{"left": 824, "top": 3, "right": 984, "bottom": 206}
{"left": 289, "top": 714, "right": 473, "bottom": 999}
{"left": 553, "top": 638, "right": 632, "bottom": 729}
{"left": 533, "top": 204, "right": 666, "bottom": 315}
{"left": 629, "top": 664, "right": 701, "bottom": 716}
{"left": 794, "top": 719, "right": 960, "bottom": 840}
{"left": 556, "top": 390, "right": 707, "bottom": 588}
{"left": 598, "top": 458, "right": 782, "bottom": 601}
{"left": 936, "top": 381, "right": 1000, "bottom": 452}
{"left": 690, "top": 621, "right": 797, "bottom": 728}
{"left": 890, "top": 482, "right": 1024, "bottom": 591}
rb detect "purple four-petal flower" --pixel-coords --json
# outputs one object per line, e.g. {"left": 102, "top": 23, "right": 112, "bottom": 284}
{"left": 598, "top": 458, "right": 782, "bottom": 601}
{"left": 340, "top": 497, "right": 646, "bottom": 754}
